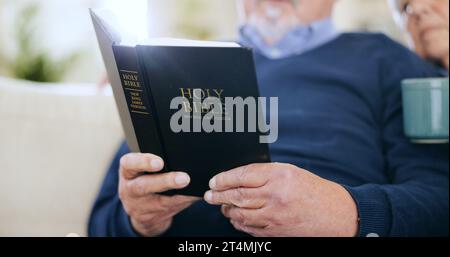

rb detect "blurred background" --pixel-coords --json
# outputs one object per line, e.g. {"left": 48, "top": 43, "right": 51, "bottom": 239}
{"left": 0, "top": 0, "right": 404, "bottom": 83}
{"left": 0, "top": 0, "right": 406, "bottom": 236}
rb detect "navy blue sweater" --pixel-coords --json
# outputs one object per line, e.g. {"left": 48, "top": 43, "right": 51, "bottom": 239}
{"left": 88, "top": 33, "right": 449, "bottom": 237}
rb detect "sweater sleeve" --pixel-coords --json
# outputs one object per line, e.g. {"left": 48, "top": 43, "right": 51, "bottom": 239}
{"left": 88, "top": 143, "right": 140, "bottom": 237}
{"left": 345, "top": 35, "right": 449, "bottom": 237}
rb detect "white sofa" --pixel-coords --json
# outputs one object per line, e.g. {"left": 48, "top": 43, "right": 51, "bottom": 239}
{"left": 0, "top": 77, "right": 124, "bottom": 236}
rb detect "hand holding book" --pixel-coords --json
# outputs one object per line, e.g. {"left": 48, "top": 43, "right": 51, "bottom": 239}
{"left": 118, "top": 153, "right": 200, "bottom": 237}
{"left": 119, "top": 152, "right": 359, "bottom": 237}
{"left": 204, "top": 163, "right": 359, "bottom": 237}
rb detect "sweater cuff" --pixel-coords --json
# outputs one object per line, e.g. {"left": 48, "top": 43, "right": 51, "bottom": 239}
{"left": 343, "top": 184, "right": 392, "bottom": 237}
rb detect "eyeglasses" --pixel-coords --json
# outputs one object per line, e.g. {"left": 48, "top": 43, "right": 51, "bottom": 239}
{"left": 391, "top": 0, "right": 414, "bottom": 16}
{"left": 392, "top": 0, "right": 442, "bottom": 16}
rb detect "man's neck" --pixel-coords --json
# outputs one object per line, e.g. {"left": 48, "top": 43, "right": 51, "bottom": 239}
{"left": 239, "top": 17, "right": 340, "bottom": 59}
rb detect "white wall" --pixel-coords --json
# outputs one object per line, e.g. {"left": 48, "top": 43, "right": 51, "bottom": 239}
{"left": 334, "top": 0, "right": 403, "bottom": 41}
{"left": 147, "top": 0, "right": 239, "bottom": 40}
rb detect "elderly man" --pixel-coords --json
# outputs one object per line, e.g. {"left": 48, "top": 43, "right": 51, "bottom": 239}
{"left": 89, "top": 0, "right": 448, "bottom": 237}
{"left": 390, "top": 0, "right": 449, "bottom": 70}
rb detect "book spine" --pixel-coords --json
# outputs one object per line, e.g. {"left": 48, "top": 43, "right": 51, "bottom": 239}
{"left": 112, "top": 45, "right": 166, "bottom": 161}
{"left": 135, "top": 46, "right": 172, "bottom": 170}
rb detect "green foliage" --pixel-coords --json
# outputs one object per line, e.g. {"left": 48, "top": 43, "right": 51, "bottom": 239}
{"left": 0, "top": 3, "right": 81, "bottom": 83}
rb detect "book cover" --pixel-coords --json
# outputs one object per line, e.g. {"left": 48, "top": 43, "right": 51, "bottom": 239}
{"left": 91, "top": 10, "right": 270, "bottom": 197}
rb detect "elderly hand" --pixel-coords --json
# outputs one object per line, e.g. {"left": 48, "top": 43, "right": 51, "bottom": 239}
{"left": 119, "top": 153, "right": 200, "bottom": 237}
{"left": 204, "top": 163, "right": 359, "bottom": 237}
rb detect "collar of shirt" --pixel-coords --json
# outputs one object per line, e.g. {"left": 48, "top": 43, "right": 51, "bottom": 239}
{"left": 239, "top": 18, "right": 341, "bottom": 59}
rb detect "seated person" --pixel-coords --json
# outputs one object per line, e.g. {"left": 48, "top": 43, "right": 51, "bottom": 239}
{"left": 390, "top": 0, "right": 449, "bottom": 70}
{"left": 89, "top": 0, "right": 449, "bottom": 237}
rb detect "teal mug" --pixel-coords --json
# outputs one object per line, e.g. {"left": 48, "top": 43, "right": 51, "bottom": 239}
{"left": 402, "top": 78, "right": 449, "bottom": 144}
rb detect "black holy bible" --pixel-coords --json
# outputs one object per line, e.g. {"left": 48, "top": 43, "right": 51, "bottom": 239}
{"left": 91, "top": 10, "right": 270, "bottom": 197}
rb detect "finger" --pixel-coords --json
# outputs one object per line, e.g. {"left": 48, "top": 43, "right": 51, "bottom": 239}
{"left": 204, "top": 188, "right": 265, "bottom": 208}
{"left": 230, "top": 220, "right": 268, "bottom": 237}
{"left": 155, "top": 198, "right": 197, "bottom": 215}
{"left": 222, "top": 205, "right": 268, "bottom": 227}
{"left": 209, "top": 164, "right": 270, "bottom": 191}
{"left": 128, "top": 172, "right": 191, "bottom": 196}
{"left": 120, "top": 153, "right": 165, "bottom": 180}
{"left": 132, "top": 201, "right": 192, "bottom": 230}
{"left": 170, "top": 199, "right": 198, "bottom": 213}
{"left": 136, "top": 194, "right": 200, "bottom": 213}
{"left": 160, "top": 195, "right": 201, "bottom": 207}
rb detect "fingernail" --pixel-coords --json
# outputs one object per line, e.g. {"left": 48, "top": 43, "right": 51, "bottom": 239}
{"left": 150, "top": 159, "right": 163, "bottom": 170}
{"left": 175, "top": 173, "right": 190, "bottom": 186}
{"left": 204, "top": 190, "right": 213, "bottom": 202}
{"left": 209, "top": 177, "right": 216, "bottom": 189}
